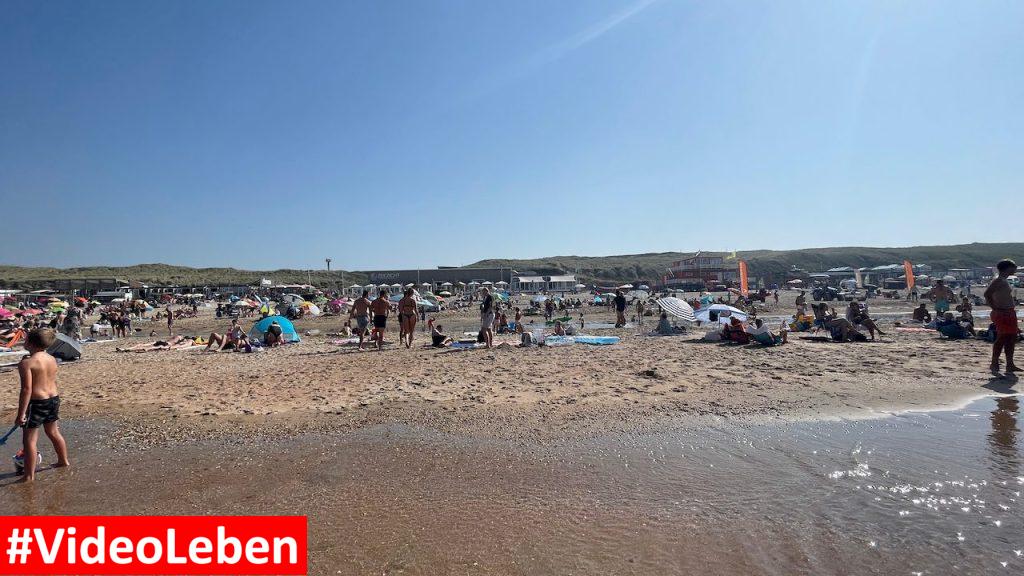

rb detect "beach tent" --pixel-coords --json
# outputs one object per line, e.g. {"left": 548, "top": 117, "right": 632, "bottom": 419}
{"left": 695, "top": 304, "right": 748, "bottom": 324}
{"left": 655, "top": 297, "right": 696, "bottom": 322}
{"left": 249, "top": 315, "right": 300, "bottom": 343}
{"left": 532, "top": 295, "right": 548, "bottom": 304}
{"left": 300, "top": 302, "right": 321, "bottom": 316}
{"left": 47, "top": 333, "right": 82, "bottom": 361}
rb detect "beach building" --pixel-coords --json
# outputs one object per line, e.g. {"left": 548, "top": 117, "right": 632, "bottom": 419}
{"left": 510, "top": 274, "right": 579, "bottom": 293}
{"left": 662, "top": 252, "right": 738, "bottom": 290}
{"left": 360, "top": 267, "right": 512, "bottom": 292}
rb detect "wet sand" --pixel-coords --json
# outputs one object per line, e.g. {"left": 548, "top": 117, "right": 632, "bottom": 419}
{"left": 2, "top": 395, "right": 1021, "bottom": 575}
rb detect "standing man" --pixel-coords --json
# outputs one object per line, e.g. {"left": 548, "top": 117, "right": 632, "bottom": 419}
{"left": 614, "top": 289, "right": 627, "bottom": 328}
{"left": 926, "top": 279, "right": 954, "bottom": 316}
{"left": 370, "top": 289, "right": 391, "bottom": 351}
{"left": 349, "top": 290, "right": 373, "bottom": 350}
{"left": 985, "top": 259, "right": 1019, "bottom": 374}
{"left": 636, "top": 299, "right": 645, "bottom": 328}
{"left": 479, "top": 287, "right": 495, "bottom": 349}
{"left": 165, "top": 305, "right": 174, "bottom": 337}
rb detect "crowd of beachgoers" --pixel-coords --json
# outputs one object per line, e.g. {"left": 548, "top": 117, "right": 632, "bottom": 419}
{"left": 1, "top": 259, "right": 1020, "bottom": 480}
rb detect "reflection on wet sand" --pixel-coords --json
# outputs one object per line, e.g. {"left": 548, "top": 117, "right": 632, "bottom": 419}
{"left": 989, "top": 395, "right": 1019, "bottom": 477}
{"left": 1, "top": 397, "right": 1022, "bottom": 575}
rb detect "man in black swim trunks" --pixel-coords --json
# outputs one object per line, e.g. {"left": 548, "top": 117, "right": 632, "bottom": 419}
{"left": 370, "top": 289, "right": 391, "bottom": 351}
{"left": 614, "top": 290, "right": 628, "bottom": 328}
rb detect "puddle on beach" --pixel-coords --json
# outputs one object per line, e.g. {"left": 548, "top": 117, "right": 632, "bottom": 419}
{"left": 2, "top": 396, "right": 1021, "bottom": 575}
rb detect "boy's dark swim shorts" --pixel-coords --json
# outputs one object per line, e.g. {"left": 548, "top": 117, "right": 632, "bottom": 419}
{"left": 24, "top": 396, "right": 60, "bottom": 429}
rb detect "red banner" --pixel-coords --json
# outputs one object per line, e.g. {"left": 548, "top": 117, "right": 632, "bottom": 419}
{"left": 0, "top": 516, "right": 307, "bottom": 575}
{"left": 903, "top": 260, "right": 915, "bottom": 290}
{"left": 738, "top": 260, "right": 749, "bottom": 296}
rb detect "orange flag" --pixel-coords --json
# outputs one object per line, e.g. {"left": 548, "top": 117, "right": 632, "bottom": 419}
{"left": 738, "top": 260, "right": 749, "bottom": 296}
{"left": 903, "top": 260, "right": 915, "bottom": 290}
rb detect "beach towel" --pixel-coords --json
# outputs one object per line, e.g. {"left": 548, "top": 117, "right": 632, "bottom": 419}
{"left": 574, "top": 335, "right": 620, "bottom": 345}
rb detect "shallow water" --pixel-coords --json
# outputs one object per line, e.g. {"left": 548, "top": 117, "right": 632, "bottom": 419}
{"left": 2, "top": 396, "right": 1021, "bottom": 575}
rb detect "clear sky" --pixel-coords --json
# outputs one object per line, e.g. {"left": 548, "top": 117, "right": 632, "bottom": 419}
{"left": 2, "top": 0, "right": 1021, "bottom": 271}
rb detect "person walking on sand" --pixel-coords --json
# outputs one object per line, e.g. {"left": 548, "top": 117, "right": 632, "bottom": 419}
{"left": 636, "top": 299, "right": 645, "bottom": 327}
{"left": 480, "top": 287, "right": 495, "bottom": 348}
{"left": 166, "top": 305, "right": 174, "bottom": 337}
{"left": 398, "top": 288, "right": 418, "bottom": 348}
{"left": 370, "top": 289, "right": 391, "bottom": 351}
{"left": 349, "top": 290, "right": 373, "bottom": 350}
{"left": 15, "top": 328, "right": 71, "bottom": 482}
{"left": 985, "top": 259, "right": 1019, "bottom": 374}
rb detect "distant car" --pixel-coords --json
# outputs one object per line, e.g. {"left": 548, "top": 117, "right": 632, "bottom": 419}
{"left": 812, "top": 286, "right": 840, "bottom": 301}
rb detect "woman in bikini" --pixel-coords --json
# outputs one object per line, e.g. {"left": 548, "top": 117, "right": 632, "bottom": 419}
{"left": 398, "top": 288, "right": 418, "bottom": 348}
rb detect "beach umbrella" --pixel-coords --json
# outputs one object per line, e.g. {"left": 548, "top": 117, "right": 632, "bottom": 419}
{"left": 787, "top": 279, "right": 803, "bottom": 285}
{"left": 694, "top": 304, "right": 747, "bottom": 324}
{"left": 655, "top": 297, "right": 696, "bottom": 322}
{"left": 532, "top": 295, "right": 548, "bottom": 304}
{"left": 437, "top": 290, "right": 452, "bottom": 297}
{"left": 575, "top": 284, "right": 587, "bottom": 289}
{"left": 441, "top": 282, "right": 453, "bottom": 287}
{"left": 47, "top": 333, "right": 82, "bottom": 361}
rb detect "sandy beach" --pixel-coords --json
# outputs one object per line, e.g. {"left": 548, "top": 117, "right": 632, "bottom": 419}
{"left": 1, "top": 292, "right": 1009, "bottom": 448}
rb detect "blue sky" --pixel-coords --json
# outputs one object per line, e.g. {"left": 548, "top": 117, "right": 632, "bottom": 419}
{"left": 2, "top": 0, "right": 1021, "bottom": 271}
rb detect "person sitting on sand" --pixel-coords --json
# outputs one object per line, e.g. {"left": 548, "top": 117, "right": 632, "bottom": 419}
{"left": 263, "top": 320, "right": 285, "bottom": 347}
{"left": 722, "top": 316, "right": 750, "bottom": 344}
{"left": 912, "top": 303, "right": 932, "bottom": 323}
{"left": 827, "top": 318, "right": 867, "bottom": 342}
{"left": 552, "top": 320, "right": 566, "bottom": 336}
{"left": 204, "top": 318, "right": 248, "bottom": 351}
{"left": 956, "top": 295, "right": 973, "bottom": 319}
{"left": 431, "top": 323, "right": 453, "bottom": 348}
{"left": 747, "top": 318, "right": 787, "bottom": 346}
{"left": 656, "top": 312, "right": 675, "bottom": 335}
{"left": 936, "top": 312, "right": 971, "bottom": 339}
{"left": 340, "top": 320, "right": 353, "bottom": 338}
{"left": 846, "top": 301, "right": 886, "bottom": 340}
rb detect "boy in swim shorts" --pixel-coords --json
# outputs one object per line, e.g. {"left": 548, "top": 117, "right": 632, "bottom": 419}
{"left": 15, "top": 328, "right": 71, "bottom": 481}
{"left": 985, "top": 259, "right": 1019, "bottom": 373}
